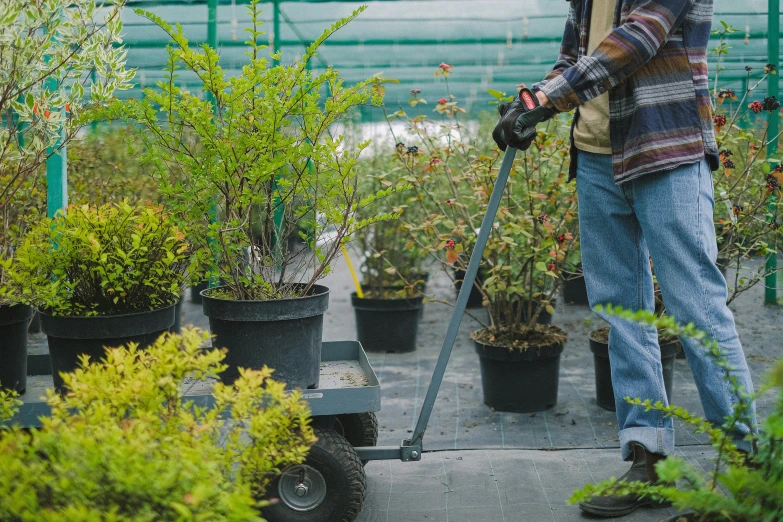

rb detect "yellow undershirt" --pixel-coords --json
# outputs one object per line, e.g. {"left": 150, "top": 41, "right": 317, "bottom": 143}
{"left": 573, "top": 0, "right": 615, "bottom": 155}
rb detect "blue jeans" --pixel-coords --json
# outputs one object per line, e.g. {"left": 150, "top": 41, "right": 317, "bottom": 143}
{"left": 576, "top": 151, "right": 756, "bottom": 460}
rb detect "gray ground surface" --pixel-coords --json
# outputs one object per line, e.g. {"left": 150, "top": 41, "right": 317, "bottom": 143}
{"left": 24, "top": 258, "right": 782, "bottom": 521}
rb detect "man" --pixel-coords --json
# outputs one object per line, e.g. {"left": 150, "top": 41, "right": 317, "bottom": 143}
{"left": 494, "top": 0, "right": 757, "bottom": 518}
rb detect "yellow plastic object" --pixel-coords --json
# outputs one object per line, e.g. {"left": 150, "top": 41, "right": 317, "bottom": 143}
{"left": 341, "top": 244, "right": 364, "bottom": 299}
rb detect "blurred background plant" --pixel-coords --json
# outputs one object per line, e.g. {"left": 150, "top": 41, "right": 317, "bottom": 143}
{"left": 381, "top": 67, "right": 578, "bottom": 343}
{"left": 710, "top": 23, "right": 782, "bottom": 304}
{"left": 0, "top": 0, "right": 134, "bottom": 302}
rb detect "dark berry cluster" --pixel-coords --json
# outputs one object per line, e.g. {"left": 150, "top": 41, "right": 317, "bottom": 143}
{"left": 714, "top": 114, "right": 727, "bottom": 127}
{"left": 749, "top": 101, "right": 763, "bottom": 114}
{"left": 723, "top": 158, "right": 735, "bottom": 169}
{"left": 762, "top": 96, "right": 780, "bottom": 112}
{"left": 537, "top": 214, "right": 548, "bottom": 223}
{"left": 765, "top": 63, "right": 776, "bottom": 74}
{"left": 767, "top": 175, "right": 780, "bottom": 192}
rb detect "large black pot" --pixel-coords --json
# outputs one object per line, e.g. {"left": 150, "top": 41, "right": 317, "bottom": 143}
{"left": 351, "top": 292, "right": 424, "bottom": 353}
{"left": 201, "top": 284, "right": 329, "bottom": 389}
{"left": 589, "top": 329, "right": 680, "bottom": 411}
{"left": 0, "top": 304, "right": 34, "bottom": 393}
{"left": 41, "top": 305, "right": 175, "bottom": 393}
{"left": 473, "top": 329, "right": 565, "bottom": 413}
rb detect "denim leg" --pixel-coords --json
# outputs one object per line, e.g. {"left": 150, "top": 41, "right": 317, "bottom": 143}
{"left": 631, "top": 159, "right": 756, "bottom": 453}
{"left": 576, "top": 152, "right": 674, "bottom": 460}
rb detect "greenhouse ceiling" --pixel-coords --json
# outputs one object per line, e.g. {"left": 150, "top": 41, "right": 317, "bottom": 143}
{"left": 119, "top": 0, "right": 782, "bottom": 113}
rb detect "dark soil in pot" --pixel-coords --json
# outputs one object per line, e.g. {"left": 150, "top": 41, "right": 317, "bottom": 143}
{"left": 201, "top": 284, "right": 329, "bottom": 390}
{"left": 352, "top": 291, "right": 424, "bottom": 353}
{"left": 590, "top": 327, "right": 680, "bottom": 411}
{"left": 40, "top": 304, "right": 176, "bottom": 393}
{"left": 472, "top": 325, "right": 567, "bottom": 413}
{"left": 0, "top": 304, "right": 34, "bottom": 394}
{"left": 28, "top": 311, "right": 41, "bottom": 334}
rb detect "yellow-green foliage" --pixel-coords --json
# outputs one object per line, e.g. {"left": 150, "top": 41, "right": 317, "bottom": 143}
{"left": 8, "top": 202, "right": 191, "bottom": 316}
{"left": 0, "top": 327, "right": 315, "bottom": 521}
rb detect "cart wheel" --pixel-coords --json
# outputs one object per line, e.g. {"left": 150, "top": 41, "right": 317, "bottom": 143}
{"left": 334, "top": 412, "right": 378, "bottom": 464}
{"left": 264, "top": 427, "right": 366, "bottom": 522}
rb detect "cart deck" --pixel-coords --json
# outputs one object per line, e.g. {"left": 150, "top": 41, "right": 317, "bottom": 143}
{"left": 10, "top": 340, "right": 380, "bottom": 427}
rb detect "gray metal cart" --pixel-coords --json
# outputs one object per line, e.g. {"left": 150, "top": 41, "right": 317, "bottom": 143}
{"left": 14, "top": 148, "right": 520, "bottom": 521}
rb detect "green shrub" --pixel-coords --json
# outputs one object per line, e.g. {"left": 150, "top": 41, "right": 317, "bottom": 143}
{"left": 107, "top": 1, "right": 395, "bottom": 301}
{"left": 0, "top": 327, "right": 315, "bottom": 521}
{"left": 570, "top": 306, "right": 781, "bottom": 522}
{"left": 9, "top": 202, "right": 190, "bottom": 316}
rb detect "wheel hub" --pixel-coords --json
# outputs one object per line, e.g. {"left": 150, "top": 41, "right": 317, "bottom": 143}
{"left": 278, "top": 465, "right": 326, "bottom": 512}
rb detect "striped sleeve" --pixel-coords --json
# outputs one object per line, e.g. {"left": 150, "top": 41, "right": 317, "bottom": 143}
{"left": 541, "top": 0, "right": 694, "bottom": 112}
{"left": 531, "top": 1, "right": 579, "bottom": 94}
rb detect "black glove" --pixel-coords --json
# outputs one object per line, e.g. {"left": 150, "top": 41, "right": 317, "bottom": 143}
{"left": 492, "top": 88, "right": 557, "bottom": 151}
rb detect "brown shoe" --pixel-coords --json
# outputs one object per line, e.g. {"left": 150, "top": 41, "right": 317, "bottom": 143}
{"left": 579, "top": 442, "right": 672, "bottom": 518}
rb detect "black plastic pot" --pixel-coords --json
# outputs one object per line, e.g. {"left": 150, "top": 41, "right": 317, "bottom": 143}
{"left": 351, "top": 292, "right": 424, "bottom": 353}
{"left": 170, "top": 298, "right": 184, "bottom": 334}
{"left": 454, "top": 269, "right": 484, "bottom": 308}
{"left": 40, "top": 305, "right": 175, "bottom": 393}
{"left": 473, "top": 330, "right": 565, "bottom": 413}
{"left": 589, "top": 329, "right": 680, "bottom": 411}
{"left": 562, "top": 273, "right": 589, "bottom": 305}
{"left": 190, "top": 281, "right": 209, "bottom": 304}
{"left": 201, "top": 284, "right": 329, "bottom": 389}
{"left": 0, "top": 304, "right": 34, "bottom": 393}
{"left": 28, "top": 311, "right": 41, "bottom": 334}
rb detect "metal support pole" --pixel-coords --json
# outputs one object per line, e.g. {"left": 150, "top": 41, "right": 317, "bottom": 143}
{"left": 765, "top": 0, "right": 779, "bottom": 305}
{"left": 273, "top": 0, "right": 281, "bottom": 66}
{"left": 410, "top": 148, "right": 518, "bottom": 447}
{"left": 45, "top": 79, "right": 66, "bottom": 217}
{"left": 207, "top": 0, "right": 219, "bottom": 287}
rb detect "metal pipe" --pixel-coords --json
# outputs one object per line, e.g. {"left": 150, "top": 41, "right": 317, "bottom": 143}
{"left": 765, "top": 0, "right": 779, "bottom": 305}
{"left": 410, "top": 147, "right": 518, "bottom": 446}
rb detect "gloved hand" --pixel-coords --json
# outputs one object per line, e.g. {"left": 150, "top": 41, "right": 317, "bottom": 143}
{"left": 492, "top": 88, "right": 557, "bottom": 151}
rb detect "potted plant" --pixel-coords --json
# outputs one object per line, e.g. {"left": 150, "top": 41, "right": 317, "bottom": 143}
{"left": 0, "top": 0, "right": 133, "bottom": 393}
{"left": 0, "top": 327, "right": 315, "bottom": 520}
{"left": 8, "top": 203, "right": 189, "bottom": 392}
{"left": 350, "top": 154, "right": 430, "bottom": 353}
{"left": 572, "top": 307, "right": 778, "bottom": 522}
{"left": 709, "top": 25, "right": 782, "bottom": 299}
{"left": 111, "top": 2, "right": 392, "bottom": 389}
{"left": 385, "top": 73, "right": 578, "bottom": 412}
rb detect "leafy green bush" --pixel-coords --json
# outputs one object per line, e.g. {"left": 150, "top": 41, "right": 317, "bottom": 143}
{"left": 108, "top": 1, "right": 394, "bottom": 301}
{"left": 9, "top": 202, "right": 190, "bottom": 316}
{"left": 0, "top": 0, "right": 134, "bottom": 303}
{"left": 0, "top": 327, "right": 315, "bottom": 521}
{"left": 570, "top": 306, "right": 781, "bottom": 522}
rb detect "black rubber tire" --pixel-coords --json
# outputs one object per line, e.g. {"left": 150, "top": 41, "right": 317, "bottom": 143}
{"left": 335, "top": 412, "right": 379, "bottom": 461}
{"left": 263, "top": 427, "right": 366, "bottom": 522}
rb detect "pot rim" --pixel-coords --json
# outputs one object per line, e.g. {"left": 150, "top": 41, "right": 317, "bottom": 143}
{"left": 471, "top": 326, "right": 566, "bottom": 361}
{"left": 200, "top": 283, "right": 329, "bottom": 303}
{"left": 0, "top": 302, "right": 34, "bottom": 326}
{"left": 39, "top": 303, "right": 176, "bottom": 339}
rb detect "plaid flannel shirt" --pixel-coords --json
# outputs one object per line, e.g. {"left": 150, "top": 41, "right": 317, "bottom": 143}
{"left": 533, "top": 0, "right": 719, "bottom": 184}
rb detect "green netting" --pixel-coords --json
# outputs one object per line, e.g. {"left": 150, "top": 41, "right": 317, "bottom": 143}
{"left": 119, "top": 0, "right": 781, "bottom": 113}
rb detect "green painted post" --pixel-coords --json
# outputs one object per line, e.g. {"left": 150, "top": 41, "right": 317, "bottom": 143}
{"left": 765, "top": 0, "right": 779, "bottom": 305}
{"left": 273, "top": 0, "right": 280, "bottom": 66}
{"left": 45, "top": 82, "right": 67, "bottom": 218}
{"left": 207, "top": 0, "right": 220, "bottom": 287}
